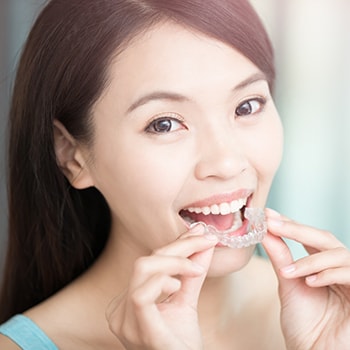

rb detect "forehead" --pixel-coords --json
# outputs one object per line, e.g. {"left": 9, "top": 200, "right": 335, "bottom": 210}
{"left": 98, "top": 22, "right": 262, "bottom": 111}
{"left": 115, "top": 22, "right": 258, "bottom": 76}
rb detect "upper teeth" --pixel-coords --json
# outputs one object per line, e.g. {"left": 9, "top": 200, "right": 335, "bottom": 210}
{"left": 186, "top": 198, "right": 247, "bottom": 216}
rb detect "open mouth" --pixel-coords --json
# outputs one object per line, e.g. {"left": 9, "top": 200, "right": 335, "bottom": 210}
{"left": 179, "top": 197, "right": 248, "bottom": 236}
{"left": 179, "top": 195, "right": 267, "bottom": 248}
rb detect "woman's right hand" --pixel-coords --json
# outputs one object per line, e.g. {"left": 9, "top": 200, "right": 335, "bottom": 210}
{"left": 106, "top": 224, "right": 218, "bottom": 350}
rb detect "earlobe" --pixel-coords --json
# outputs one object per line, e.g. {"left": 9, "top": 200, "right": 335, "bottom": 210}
{"left": 53, "top": 120, "right": 94, "bottom": 189}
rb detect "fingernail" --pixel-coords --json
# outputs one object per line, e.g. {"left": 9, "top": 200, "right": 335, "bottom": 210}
{"left": 204, "top": 234, "right": 218, "bottom": 241}
{"left": 306, "top": 274, "right": 317, "bottom": 283}
{"left": 268, "top": 218, "right": 283, "bottom": 227}
{"left": 192, "top": 262, "right": 205, "bottom": 273}
{"left": 265, "top": 208, "right": 281, "bottom": 217}
{"left": 189, "top": 222, "right": 206, "bottom": 234}
{"left": 280, "top": 264, "right": 296, "bottom": 275}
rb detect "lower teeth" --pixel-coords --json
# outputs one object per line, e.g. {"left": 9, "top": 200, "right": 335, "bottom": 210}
{"left": 190, "top": 207, "right": 267, "bottom": 249}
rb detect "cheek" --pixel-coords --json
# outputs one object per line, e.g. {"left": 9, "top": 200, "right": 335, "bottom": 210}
{"left": 252, "top": 116, "right": 283, "bottom": 178}
{"left": 90, "top": 139, "right": 191, "bottom": 217}
{"left": 269, "top": 117, "right": 284, "bottom": 172}
{"left": 91, "top": 141, "right": 193, "bottom": 247}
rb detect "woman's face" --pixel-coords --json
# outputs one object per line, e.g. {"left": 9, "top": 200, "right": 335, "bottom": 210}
{"left": 85, "top": 23, "right": 283, "bottom": 274}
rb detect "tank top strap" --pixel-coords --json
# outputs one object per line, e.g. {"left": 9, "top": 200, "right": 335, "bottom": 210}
{"left": 0, "top": 314, "right": 58, "bottom": 350}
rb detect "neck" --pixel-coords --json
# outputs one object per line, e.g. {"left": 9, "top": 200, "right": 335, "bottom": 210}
{"left": 198, "top": 274, "right": 237, "bottom": 333}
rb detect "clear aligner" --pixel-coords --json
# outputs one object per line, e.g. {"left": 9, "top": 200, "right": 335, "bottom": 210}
{"left": 193, "top": 207, "right": 267, "bottom": 249}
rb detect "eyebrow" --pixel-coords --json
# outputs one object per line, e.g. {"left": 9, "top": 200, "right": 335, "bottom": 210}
{"left": 234, "top": 72, "right": 267, "bottom": 91}
{"left": 127, "top": 91, "right": 190, "bottom": 114}
{"left": 126, "top": 71, "right": 267, "bottom": 113}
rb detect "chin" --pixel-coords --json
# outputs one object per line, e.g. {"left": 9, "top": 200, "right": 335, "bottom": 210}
{"left": 206, "top": 244, "right": 256, "bottom": 277}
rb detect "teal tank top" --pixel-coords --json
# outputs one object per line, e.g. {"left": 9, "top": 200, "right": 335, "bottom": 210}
{"left": 0, "top": 315, "right": 58, "bottom": 349}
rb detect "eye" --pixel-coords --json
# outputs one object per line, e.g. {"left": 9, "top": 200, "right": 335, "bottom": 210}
{"left": 145, "top": 114, "right": 186, "bottom": 134}
{"left": 235, "top": 97, "right": 266, "bottom": 117}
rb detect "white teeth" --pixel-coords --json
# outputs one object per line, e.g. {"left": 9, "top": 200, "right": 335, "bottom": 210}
{"left": 219, "top": 202, "right": 231, "bottom": 215}
{"left": 187, "top": 198, "right": 247, "bottom": 216}
{"left": 202, "top": 207, "right": 211, "bottom": 215}
{"left": 211, "top": 204, "right": 220, "bottom": 215}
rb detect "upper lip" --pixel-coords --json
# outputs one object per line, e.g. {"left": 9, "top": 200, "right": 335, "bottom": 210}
{"left": 181, "top": 189, "right": 253, "bottom": 210}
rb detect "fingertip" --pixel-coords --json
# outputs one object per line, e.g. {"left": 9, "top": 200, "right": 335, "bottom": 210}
{"left": 191, "top": 262, "right": 206, "bottom": 274}
{"left": 170, "top": 277, "right": 182, "bottom": 290}
{"left": 179, "top": 223, "right": 205, "bottom": 239}
{"left": 280, "top": 264, "right": 296, "bottom": 277}
{"left": 265, "top": 207, "right": 281, "bottom": 218}
{"left": 265, "top": 209, "right": 287, "bottom": 230}
{"left": 267, "top": 217, "right": 284, "bottom": 228}
{"left": 305, "top": 274, "right": 318, "bottom": 285}
{"left": 261, "top": 231, "right": 282, "bottom": 247}
{"left": 185, "top": 223, "right": 218, "bottom": 244}
{"left": 204, "top": 234, "right": 218, "bottom": 243}
{"left": 189, "top": 222, "right": 206, "bottom": 234}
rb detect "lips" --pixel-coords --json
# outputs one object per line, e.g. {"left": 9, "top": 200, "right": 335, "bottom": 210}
{"left": 179, "top": 191, "right": 252, "bottom": 233}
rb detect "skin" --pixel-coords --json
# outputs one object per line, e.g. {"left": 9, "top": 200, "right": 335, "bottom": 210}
{"left": 80, "top": 22, "right": 283, "bottom": 277}
{"left": 1, "top": 22, "right": 350, "bottom": 350}
{"left": 263, "top": 210, "right": 350, "bottom": 350}
{"left": 44, "top": 22, "right": 285, "bottom": 349}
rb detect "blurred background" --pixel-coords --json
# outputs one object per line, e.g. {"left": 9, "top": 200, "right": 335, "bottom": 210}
{"left": 0, "top": 0, "right": 349, "bottom": 274}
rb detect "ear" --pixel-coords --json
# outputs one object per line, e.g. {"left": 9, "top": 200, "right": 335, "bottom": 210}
{"left": 53, "top": 120, "right": 94, "bottom": 189}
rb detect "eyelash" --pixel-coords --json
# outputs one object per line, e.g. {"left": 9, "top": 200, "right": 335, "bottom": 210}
{"left": 235, "top": 97, "right": 267, "bottom": 117}
{"left": 145, "top": 113, "right": 186, "bottom": 134}
{"left": 144, "top": 96, "right": 267, "bottom": 134}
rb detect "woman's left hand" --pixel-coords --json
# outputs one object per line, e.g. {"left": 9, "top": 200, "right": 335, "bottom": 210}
{"left": 262, "top": 208, "right": 350, "bottom": 350}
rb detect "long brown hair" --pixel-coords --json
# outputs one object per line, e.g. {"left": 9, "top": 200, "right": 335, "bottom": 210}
{"left": 0, "top": 0, "right": 274, "bottom": 323}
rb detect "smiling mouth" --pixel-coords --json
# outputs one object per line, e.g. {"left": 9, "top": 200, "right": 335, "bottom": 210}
{"left": 179, "top": 197, "right": 248, "bottom": 236}
{"left": 179, "top": 195, "right": 267, "bottom": 248}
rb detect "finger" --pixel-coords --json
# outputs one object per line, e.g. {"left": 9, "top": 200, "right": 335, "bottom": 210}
{"left": 130, "top": 232, "right": 217, "bottom": 289}
{"left": 129, "top": 232, "right": 218, "bottom": 296}
{"left": 154, "top": 225, "right": 218, "bottom": 258}
{"left": 178, "top": 222, "right": 211, "bottom": 239}
{"left": 108, "top": 275, "right": 181, "bottom": 345}
{"left": 130, "top": 254, "right": 206, "bottom": 290}
{"left": 265, "top": 208, "right": 344, "bottom": 251}
{"left": 262, "top": 232, "right": 308, "bottom": 298}
{"left": 279, "top": 246, "right": 350, "bottom": 279}
{"left": 305, "top": 267, "right": 350, "bottom": 287}
{"left": 131, "top": 274, "right": 182, "bottom": 308}
{"left": 129, "top": 274, "right": 186, "bottom": 343}
{"left": 173, "top": 245, "right": 215, "bottom": 308}
{"left": 265, "top": 208, "right": 293, "bottom": 222}
{"left": 261, "top": 232, "right": 294, "bottom": 274}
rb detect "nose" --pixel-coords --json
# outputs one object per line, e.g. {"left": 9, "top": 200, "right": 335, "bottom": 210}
{"left": 194, "top": 127, "right": 248, "bottom": 181}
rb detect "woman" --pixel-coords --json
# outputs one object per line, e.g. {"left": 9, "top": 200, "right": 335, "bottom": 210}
{"left": 0, "top": 0, "right": 349, "bottom": 349}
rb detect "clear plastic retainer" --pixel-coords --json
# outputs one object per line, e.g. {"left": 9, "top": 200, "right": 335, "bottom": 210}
{"left": 192, "top": 207, "right": 267, "bottom": 249}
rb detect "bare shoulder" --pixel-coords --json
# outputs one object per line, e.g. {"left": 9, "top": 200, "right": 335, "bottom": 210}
{"left": 0, "top": 334, "right": 21, "bottom": 350}
{"left": 24, "top": 281, "right": 118, "bottom": 350}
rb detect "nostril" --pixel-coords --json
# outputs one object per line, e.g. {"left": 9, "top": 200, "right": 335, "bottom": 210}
{"left": 194, "top": 154, "right": 248, "bottom": 180}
